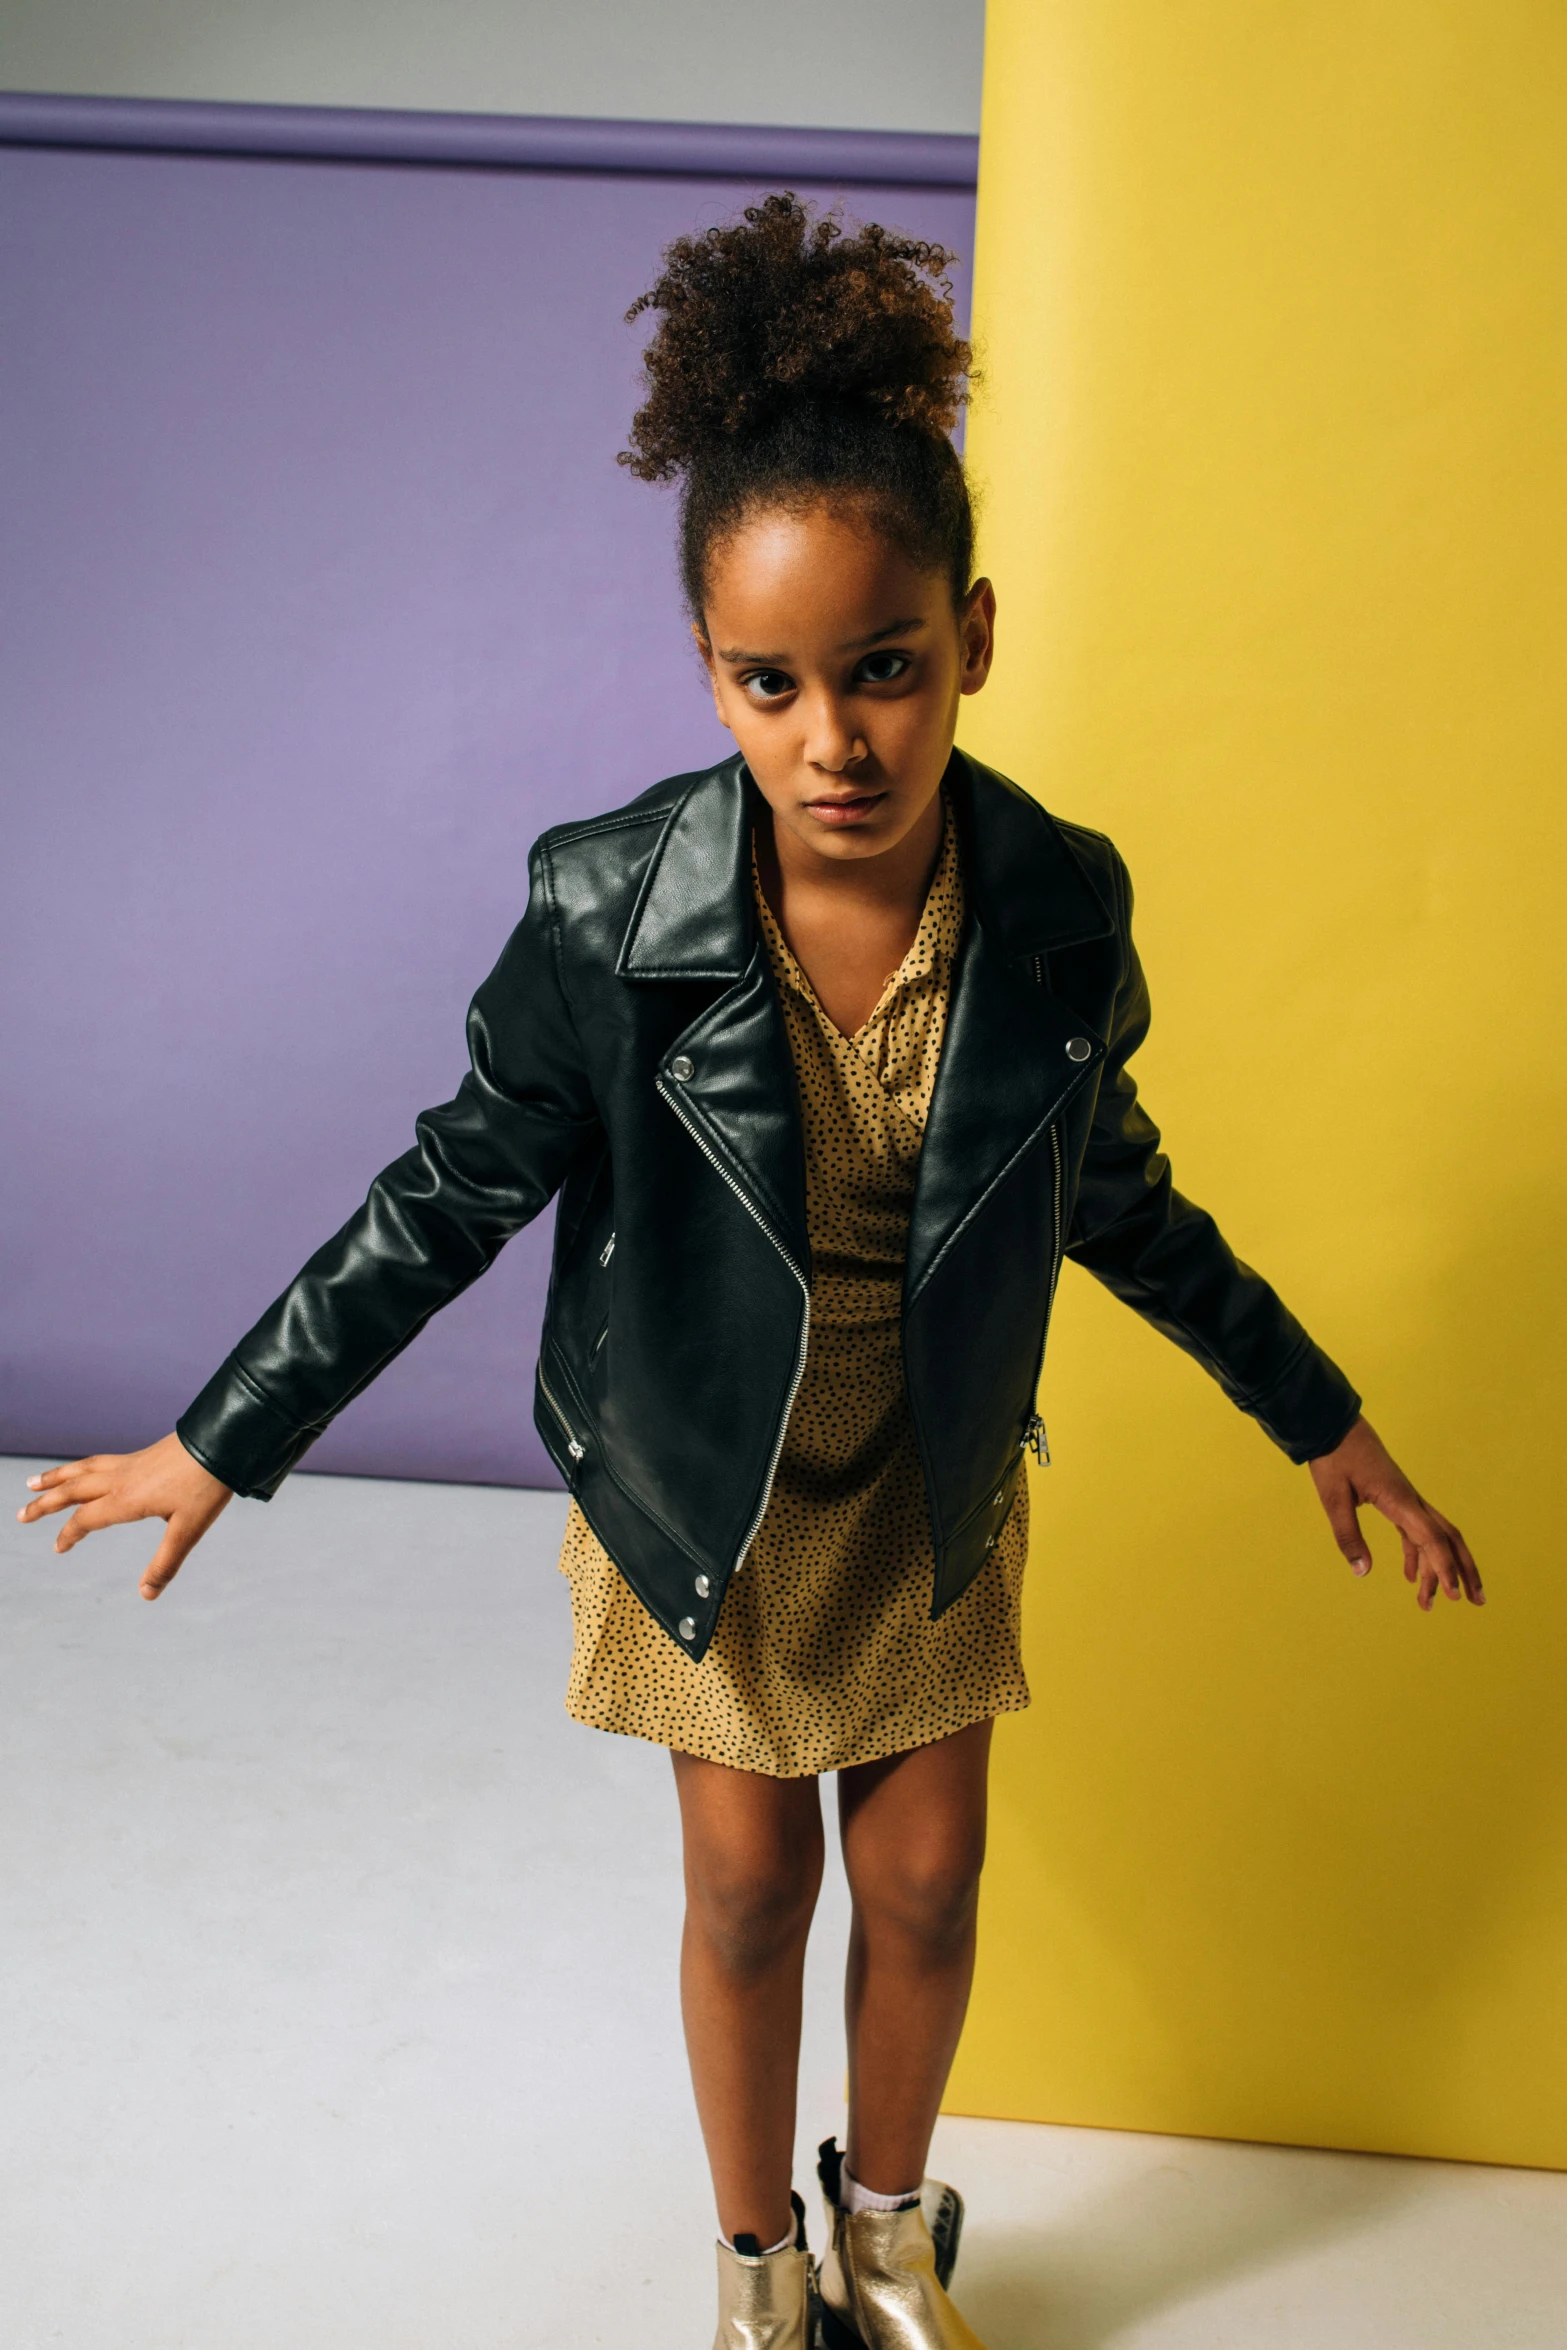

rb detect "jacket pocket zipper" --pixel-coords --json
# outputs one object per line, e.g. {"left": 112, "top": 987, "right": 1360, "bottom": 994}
{"left": 539, "top": 1367, "right": 586, "bottom": 1463}
{"left": 1023, "top": 1121, "right": 1066, "bottom": 1466}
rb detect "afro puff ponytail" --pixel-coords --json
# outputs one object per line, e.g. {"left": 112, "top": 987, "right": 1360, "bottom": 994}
{"left": 619, "top": 194, "right": 975, "bottom": 619}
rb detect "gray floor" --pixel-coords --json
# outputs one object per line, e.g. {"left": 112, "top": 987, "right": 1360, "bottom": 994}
{"left": 3, "top": 1458, "right": 1563, "bottom": 2349}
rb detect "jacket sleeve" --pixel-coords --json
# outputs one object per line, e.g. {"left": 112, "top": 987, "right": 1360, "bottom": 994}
{"left": 1064, "top": 847, "right": 1361, "bottom": 1464}
{"left": 176, "top": 843, "right": 599, "bottom": 1498}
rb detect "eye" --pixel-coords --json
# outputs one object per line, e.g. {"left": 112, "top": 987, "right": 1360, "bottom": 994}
{"left": 855, "top": 650, "right": 912, "bottom": 686}
{"left": 741, "top": 668, "right": 795, "bottom": 702}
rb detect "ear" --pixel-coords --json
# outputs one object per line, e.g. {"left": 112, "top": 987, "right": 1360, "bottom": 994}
{"left": 693, "top": 622, "right": 732, "bottom": 730}
{"left": 958, "top": 578, "right": 997, "bottom": 696}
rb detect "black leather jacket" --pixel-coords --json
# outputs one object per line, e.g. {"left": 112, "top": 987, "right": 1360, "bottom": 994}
{"left": 178, "top": 752, "right": 1359, "bottom": 1657}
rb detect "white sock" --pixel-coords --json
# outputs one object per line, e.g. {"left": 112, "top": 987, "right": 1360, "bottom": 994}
{"left": 723, "top": 2222, "right": 796, "bottom": 2257}
{"left": 842, "top": 2166, "right": 921, "bottom": 2215}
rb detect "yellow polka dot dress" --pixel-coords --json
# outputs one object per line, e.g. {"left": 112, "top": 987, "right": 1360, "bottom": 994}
{"left": 558, "top": 803, "right": 1031, "bottom": 1776}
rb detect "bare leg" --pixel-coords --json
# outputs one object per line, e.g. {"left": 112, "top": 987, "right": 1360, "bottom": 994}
{"left": 671, "top": 1749, "right": 825, "bottom": 2247}
{"left": 837, "top": 1719, "right": 993, "bottom": 2194}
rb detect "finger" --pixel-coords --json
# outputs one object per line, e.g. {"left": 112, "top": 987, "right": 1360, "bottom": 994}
{"left": 1450, "top": 1528, "right": 1485, "bottom": 1606}
{"left": 1389, "top": 1507, "right": 1463, "bottom": 1603}
{"left": 1426, "top": 1512, "right": 1484, "bottom": 1605}
{"left": 25, "top": 1456, "right": 99, "bottom": 1491}
{"left": 141, "top": 1525, "right": 192, "bottom": 1601}
{"left": 1318, "top": 1478, "right": 1372, "bottom": 1574}
{"left": 18, "top": 1469, "right": 110, "bottom": 1523}
{"left": 1426, "top": 1537, "right": 1463, "bottom": 1601}
{"left": 1389, "top": 1494, "right": 1484, "bottom": 1609}
{"left": 53, "top": 1498, "right": 119, "bottom": 1553}
{"left": 1371, "top": 1490, "right": 1439, "bottom": 1580}
{"left": 1417, "top": 1560, "right": 1442, "bottom": 1612}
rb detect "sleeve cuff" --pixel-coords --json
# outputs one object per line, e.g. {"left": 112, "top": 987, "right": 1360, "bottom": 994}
{"left": 176, "top": 1357, "right": 320, "bottom": 1499}
{"left": 1247, "top": 1341, "right": 1362, "bottom": 1465}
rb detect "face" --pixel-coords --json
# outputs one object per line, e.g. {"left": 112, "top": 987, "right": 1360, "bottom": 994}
{"left": 698, "top": 501, "right": 995, "bottom": 866}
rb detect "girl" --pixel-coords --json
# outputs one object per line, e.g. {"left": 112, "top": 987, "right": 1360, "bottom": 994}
{"left": 20, "top": 196, "right": 1482, "bottom": 2350}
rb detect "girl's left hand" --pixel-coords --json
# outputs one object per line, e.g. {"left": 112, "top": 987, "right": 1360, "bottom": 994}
{"left": 1309, "top": 1416, "right": 1483, "bottom": 1611}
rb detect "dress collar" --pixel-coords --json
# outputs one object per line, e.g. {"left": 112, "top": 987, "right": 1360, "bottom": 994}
{"left": 750, "top": 795, "right": 963, "bottom": 1030}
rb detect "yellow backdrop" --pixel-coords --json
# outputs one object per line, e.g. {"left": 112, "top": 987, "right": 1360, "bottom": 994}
{"left": 948, "top": 0, "right": 1567, "bottom": 2167}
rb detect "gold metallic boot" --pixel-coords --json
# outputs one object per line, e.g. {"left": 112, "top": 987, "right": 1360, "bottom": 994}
{"left": 712, "top": 2190, "right": 813, "bottom": 2350}
{"left": 815, "top": 2140, "right": 987, "bottom": 2350}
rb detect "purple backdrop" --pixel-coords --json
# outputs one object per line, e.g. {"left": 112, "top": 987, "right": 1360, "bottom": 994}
{"left": 1, "top": 132, "right": 974, "bottom": 1485}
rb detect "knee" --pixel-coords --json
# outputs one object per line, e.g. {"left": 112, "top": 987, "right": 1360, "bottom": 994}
{"left": 686, "top": 1844, "right": 821, "bottom": 1979}
{"left": 850, "top": 1833, "right": 985, "bottom": 1958}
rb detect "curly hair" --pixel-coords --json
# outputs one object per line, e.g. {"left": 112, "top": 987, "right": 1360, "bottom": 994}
{"left": 619, "top": 193, "right": 975, "bottom": 620}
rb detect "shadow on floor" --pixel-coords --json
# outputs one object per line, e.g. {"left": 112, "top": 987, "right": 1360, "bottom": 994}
{"left": 957, "top": 2139, "right": 1431, "bottom": 2348}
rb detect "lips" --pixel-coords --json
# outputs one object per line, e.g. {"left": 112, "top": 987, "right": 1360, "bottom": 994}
{"left": 804, "top": 792, "right": 885, "bottom": 827}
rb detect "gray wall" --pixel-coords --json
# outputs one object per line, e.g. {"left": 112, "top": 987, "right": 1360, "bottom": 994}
{"left": 0, "top": 0, "right": 985, "bottom": 133}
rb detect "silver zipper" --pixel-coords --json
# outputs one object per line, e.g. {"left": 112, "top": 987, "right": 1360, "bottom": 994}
{"left": 538, "top": 1367, "right": 586, "bottom": 1462}
{"left": 599, "top": 1232, "right": 616, "bottom": 1267}
{"left": 1025, "top": 1122, "right": 1066, "bottom": 1465}
{"left": 657, "top": 1074, "right": 811, "bottom": 1572}
{"left": 1024, "top": 946, "right": 1070, "bottom": 1466}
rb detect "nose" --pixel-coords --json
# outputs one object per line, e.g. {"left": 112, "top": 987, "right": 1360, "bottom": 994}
{"left": 802, "top": 689, "right": 867, "bottom": 776}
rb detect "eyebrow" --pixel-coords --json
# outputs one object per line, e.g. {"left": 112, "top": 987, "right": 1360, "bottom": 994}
{"left": 716, "top": 615, "right": 929, "bottom": 665}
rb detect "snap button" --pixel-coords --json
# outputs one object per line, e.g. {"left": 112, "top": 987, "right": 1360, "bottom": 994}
{"left": 1066, "top": 1036, "right": 1092, "bottom": 1062}
{"left": 992, "top": 1490, "right": 1006, "bottom": 1508}
{"left": 670, "top": 1055, "right": 695, "bottom": 1082}
{"left": 678, "top": 1616, "right": 697, "bottom": 1641}
{"left": 694, "top": 1574, "right": 711, "bottom": 1599}
{"left": 985, "top": 1535, "right": 997, "bottom": 1551}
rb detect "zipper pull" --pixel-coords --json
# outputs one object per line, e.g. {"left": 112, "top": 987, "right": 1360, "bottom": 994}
{"left": 599, "top": 1232, "right": 616, "bottom": 1267}
{"left": 1024, "top": 1412, "right": 1051, "bottom": 1466}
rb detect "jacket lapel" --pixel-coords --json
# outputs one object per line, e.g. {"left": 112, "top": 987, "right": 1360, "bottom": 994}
{"left": 906, "top": 755, "right": 1117, "bottom": 1302}
{"left": 619, "top": 758, "right": 810, "bottom": 1273}
{"left": 906, "top": 921, "right": 1102, "bottom": 1303}
{"left": 655, "top": 956, "right": 811, "bottom": 1277}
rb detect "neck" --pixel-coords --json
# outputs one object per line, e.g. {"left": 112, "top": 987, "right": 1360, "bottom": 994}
{"left": 756, "top": 785, "right": 945, "bottom": 930}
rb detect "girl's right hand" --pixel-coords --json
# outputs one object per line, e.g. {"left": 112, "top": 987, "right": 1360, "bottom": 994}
{"left": 17, "top": 1433, "right": 233, "bottom": 1600}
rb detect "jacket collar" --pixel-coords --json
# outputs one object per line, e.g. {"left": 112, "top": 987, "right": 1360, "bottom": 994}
{"left": 946, "top": 751, "right": 1117, "bottom": 959}
{"left": 616, "top": 750, "right": 1115, "bottom": 982}
{"left": 616, "top": 756, "right": 755, "bottom": 982}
